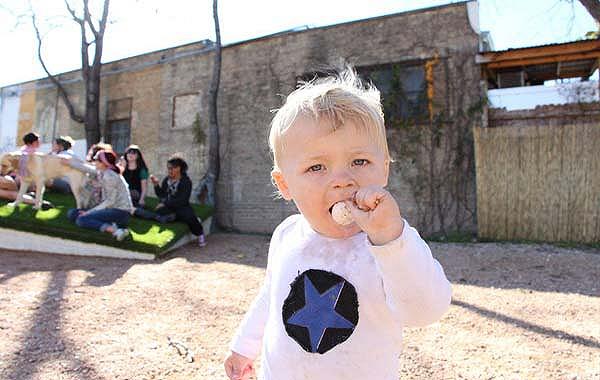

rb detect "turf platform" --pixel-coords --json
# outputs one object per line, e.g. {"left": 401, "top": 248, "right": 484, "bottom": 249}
{"left": 0, "top": 192, "right": 212, "bottom": 259}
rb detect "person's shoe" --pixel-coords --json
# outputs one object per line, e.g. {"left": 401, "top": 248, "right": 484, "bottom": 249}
{"left": 156, "top": 213, "right": 176, "bottom": 223}
{"left": 40, "top": 200, "right": 54, "bottom": 211}
{"left": 113, "top": 228, "right": 130, "bottom": 241}
{"left": 198, "top": 234, "right": 207, "bottom": 247}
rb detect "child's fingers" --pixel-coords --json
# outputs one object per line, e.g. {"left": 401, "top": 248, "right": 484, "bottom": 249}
{"left": 224, "top": 360, "right": 235, "bottom": 379}
{"left": 344, "top": 200, "right": 370, "bottom": 227}
{"left": 354, "top": 188, "right": 386, "bottom": 211}
{"left": 231, "top": 367, "right": 242, "bottom": 380}
{"left": 240, "top": 364, "right": 254, "bottom": 380}
{"left": 226, "top": 361, "right": 252, "bottom": 380}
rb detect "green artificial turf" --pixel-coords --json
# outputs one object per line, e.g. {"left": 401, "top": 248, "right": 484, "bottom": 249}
{"left": 0, "top": 192, "right": 213, "bottom": 256}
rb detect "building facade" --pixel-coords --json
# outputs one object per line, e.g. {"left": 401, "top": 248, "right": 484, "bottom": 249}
{"left": 0, "top": 1, "right": 483, "bottom": 235}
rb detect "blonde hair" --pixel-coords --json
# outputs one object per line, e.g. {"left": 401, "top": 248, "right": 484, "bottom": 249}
{"left": 269, "top": 67, "right": 389, "bottom": 171}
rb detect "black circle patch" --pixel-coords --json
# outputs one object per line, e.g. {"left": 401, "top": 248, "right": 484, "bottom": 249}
{"left": 282, "top": 269, "right": 359, "bottom": 354}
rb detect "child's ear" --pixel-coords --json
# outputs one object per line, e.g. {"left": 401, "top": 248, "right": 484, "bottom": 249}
{"left": 271, "top": 170, "right": 292, "bottom": 200}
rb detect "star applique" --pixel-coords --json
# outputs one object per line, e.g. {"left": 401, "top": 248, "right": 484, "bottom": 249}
{"left": 286, "top": 275, "right": 355, "bottom": 353}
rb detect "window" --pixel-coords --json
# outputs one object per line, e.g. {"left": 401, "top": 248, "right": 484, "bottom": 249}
{"left": 358, "top": 63, "right": 429, "bottom": 125}
{"left": 107, "top": 119, "right": 130, "bottom": 155}
{"left": 106, "top": 98, "right": 132, "bottom": 154}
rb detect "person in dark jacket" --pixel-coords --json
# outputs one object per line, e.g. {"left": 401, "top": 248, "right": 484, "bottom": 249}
{"left": 134, "top": 155, "right": 206, "bottom": 247}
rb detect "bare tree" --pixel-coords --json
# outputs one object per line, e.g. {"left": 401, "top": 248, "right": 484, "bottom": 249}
{"left": 31, "top": 0, "right": 110, "bottom": 148}
{"left": 203, "top": 0, "right": 222, "bottom": 226}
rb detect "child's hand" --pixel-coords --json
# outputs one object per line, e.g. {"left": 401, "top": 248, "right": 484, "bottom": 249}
{"left": 149, "top": 174, "right": 159, "bottom": 186}
{"left": 345, "top": 185, "right": 404, "bottom": 245}
{"left": 224, "top": 351, "right": 254, "bottom": 380}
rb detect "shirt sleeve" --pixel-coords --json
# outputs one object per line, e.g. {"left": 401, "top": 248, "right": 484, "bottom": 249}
{"left": 154, "top": 178, "right": 167, "bottom": 199}
{"left": 368, "top": 220, "right": 452, "bottom": 327}
{"left": 229, "top": 228, "right": 279, "bottom": 359}
{"left": 139, "top": 168, "right": 149, "bottom": 180}
{"left": 68, "top": 158, "right": 98, "bottom": 176}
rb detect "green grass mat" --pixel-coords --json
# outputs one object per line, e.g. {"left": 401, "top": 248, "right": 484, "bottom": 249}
{"left": 0, "top": 192, "right": 213, "bottom": 256}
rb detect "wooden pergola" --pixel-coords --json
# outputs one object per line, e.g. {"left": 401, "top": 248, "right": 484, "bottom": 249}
{"left": 477, "top": 39, "right": 600, "bottom": 89}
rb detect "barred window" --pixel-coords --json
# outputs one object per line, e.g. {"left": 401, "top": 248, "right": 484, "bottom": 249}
{"left": 358, "top": 63, "right": 429, "bottom": 125}
{"left": 106, "top": 98, "right": 132, "bottom": 155}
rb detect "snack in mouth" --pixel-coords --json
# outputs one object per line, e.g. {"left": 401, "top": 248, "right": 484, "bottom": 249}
{"left": 331, "top": 202, "right": 353, "bottom": 225}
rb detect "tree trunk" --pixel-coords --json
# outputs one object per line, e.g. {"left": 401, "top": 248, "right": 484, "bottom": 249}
{"left": 205, "top": 0, "right": 222, "bottom": 227}
{"left": 579, "top": 0, "right": 600, "bottom": 23}
{"left": 31, "top": 0, "right": 109, "bottom": 150}
{"left": 85, "top": 68, "right": 101, "bottom": 147}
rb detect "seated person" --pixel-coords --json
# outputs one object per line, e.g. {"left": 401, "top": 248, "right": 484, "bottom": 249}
{"left": 121, "top": 145, "right": 149, "bottom": 208}
{"left": 65, "top": 150, "right": 133, "bottom": 241}
{"left": 51, "top": 135, "right": 75, "bottom": 156}
{"left": 134, "top": 155, "right": 206, "bottom": 247}
{"left": 75, "top": 143, "right": 115, "bottom": 210}
{"left": 47, "top": 135, "right": 76, "bottom": 193}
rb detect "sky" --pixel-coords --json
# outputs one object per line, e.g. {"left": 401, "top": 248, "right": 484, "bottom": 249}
{"left": 0, "top": 0, "right": 596, "bottom": 88}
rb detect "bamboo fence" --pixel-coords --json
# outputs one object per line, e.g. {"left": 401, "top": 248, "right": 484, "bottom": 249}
{"left": 474, "top": 123, "right": 599, "bottom": 243}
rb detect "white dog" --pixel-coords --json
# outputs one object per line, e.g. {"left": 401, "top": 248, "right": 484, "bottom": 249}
{"left": 0, "top": 151, "right": 85, "bottom": 209}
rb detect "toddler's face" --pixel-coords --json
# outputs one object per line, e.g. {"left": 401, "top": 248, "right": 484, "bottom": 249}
{"left": 273, "top": 117, "right": 389, "bottom": 239}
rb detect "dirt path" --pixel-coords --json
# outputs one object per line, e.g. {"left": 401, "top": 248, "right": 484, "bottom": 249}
{"left": 0, "top": 233, "right": 598, "bottom": 379}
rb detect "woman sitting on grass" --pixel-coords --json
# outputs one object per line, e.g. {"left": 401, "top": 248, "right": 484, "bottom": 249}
{"left": 122, "top": 145, "right": 149, "bottom": 208}
{"left": 134, "top": 155, "right": 206, "bottom": 247}
{"left": 64, "top": 150, "right": 133, "bottom": 241}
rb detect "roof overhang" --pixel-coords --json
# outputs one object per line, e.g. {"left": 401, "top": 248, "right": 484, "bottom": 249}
{"left": 477, "top": 39, "right": 600, "bottom": 84}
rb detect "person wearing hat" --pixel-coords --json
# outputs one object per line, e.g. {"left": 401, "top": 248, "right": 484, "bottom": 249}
{"left": 63, "top": 150, "right": 133, "bottom": 241}
{"left": 47, "top": 135, "right": 76, "bottom": 193}
{"left": 52, "top": 136, "right": 75, "bottom": 157}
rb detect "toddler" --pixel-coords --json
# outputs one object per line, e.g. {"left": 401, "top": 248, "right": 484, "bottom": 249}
{"left": 224, "top": 68, "right": 451, "bottom": 380}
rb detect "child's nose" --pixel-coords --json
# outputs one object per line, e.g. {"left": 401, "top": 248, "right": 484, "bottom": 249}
{"left": 331, "top": 170, "right": 356, "bottom": 189}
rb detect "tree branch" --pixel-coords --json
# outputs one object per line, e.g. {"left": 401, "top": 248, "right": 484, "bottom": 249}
{"left": 63, "top": 0, "right": 83, "bottom": 25}
{"left": 92, "top": 0, "right": 110, "bottom": 67}
{"left": 31, "top": 13, "right": 84, "bottom": 123}
{"left": 82, "top": 0, "right": 99, "bottom": 38}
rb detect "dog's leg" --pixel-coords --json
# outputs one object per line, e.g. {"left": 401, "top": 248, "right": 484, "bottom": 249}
{"left": 72, "top": 178, "right": 82, "bottom": 209}
{"left": 34, "top": 179, "right": 45, "bottom": 209}
{"left": 8, "top": 180, "right": 29, "bottom": 207}
{"left": 67, "top": 172, "right": 83, "bottom": 209}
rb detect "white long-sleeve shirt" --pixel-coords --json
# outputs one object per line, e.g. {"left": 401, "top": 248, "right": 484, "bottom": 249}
{"left": 230, "top": 214, "right": 452, "bottom": 380}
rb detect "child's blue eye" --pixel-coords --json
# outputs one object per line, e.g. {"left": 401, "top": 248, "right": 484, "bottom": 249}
{"left": 307, "top": 164, "right": 323, "bottom": 172}
{"left": 353, "top": 159, "right": 368, "bottom": 166}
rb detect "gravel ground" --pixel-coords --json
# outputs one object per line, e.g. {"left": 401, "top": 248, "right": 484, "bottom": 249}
{"left": 0, "top": 233, "right": 598, "bottom": 380}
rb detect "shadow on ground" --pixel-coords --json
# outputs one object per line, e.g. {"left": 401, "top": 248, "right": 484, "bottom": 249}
{"left": 1, "top": 233, "right": 598, "bottom": 379}
{"left": 1, "top": 271, "right": 109, "bottom": 380}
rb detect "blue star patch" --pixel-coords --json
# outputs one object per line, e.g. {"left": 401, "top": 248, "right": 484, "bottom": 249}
{"left": 282, "top": 270, "right": 359, "bottom": 354}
